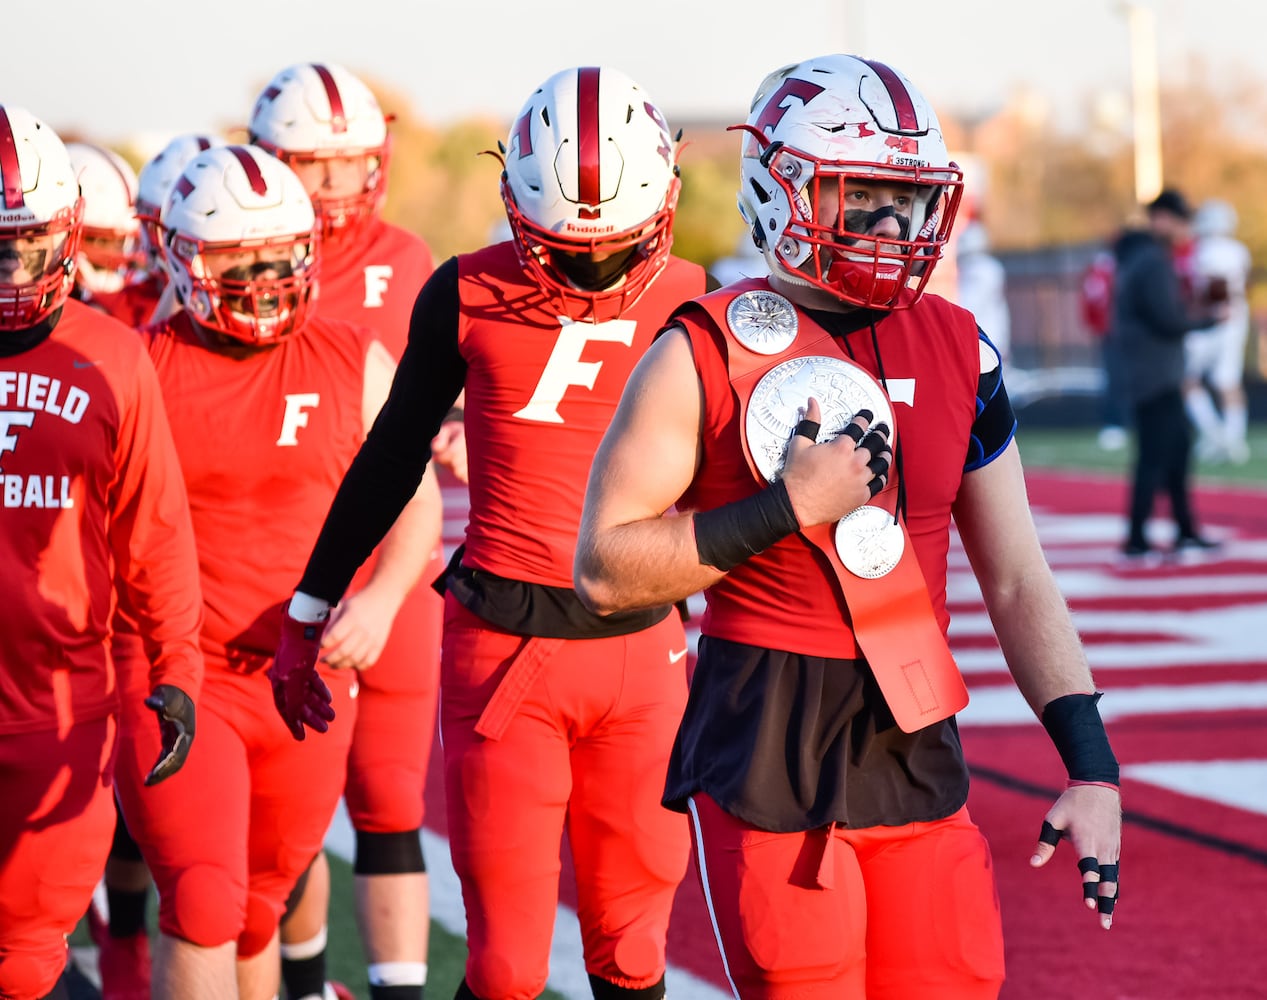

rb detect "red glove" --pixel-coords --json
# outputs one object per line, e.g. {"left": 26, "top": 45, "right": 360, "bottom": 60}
{"left": 268, "top": 603, "right": 337, "bottom": 741}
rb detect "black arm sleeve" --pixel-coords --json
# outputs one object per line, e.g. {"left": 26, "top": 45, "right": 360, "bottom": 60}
{"left": 298, "top": 256, "right": 467, "bottom": 603}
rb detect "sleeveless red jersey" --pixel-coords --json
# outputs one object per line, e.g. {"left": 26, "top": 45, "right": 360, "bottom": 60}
{"left": 0, "top": 299, "right": 203, "bottom": 733}
{"left": 676, "top": 285, "right": 983, "bottom": 659}
{"left": 456, "top": 243, "right": 707, "bottom": 588}
{"left": 143, "top": 311, "right": 376, "bottom": 662}
{"left": 313, "top": 219, "right": 433, "bottom": 361}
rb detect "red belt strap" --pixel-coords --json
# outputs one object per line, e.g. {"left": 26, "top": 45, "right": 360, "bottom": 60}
{"left": 717, "top": 300, "right": 968, "bottom": 732}
{"left": 474, "top": 634, "right": 565, "bottom": 740}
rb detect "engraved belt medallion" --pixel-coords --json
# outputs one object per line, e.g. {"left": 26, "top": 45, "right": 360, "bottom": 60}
{"left": 726, "top": 289, "right": 799, "bottom": 355}
{"left": 744, "top": 355, "right": 895, "bottom": 483}
{"left": 834, "top": 505, "right": 904, "bottom": 578}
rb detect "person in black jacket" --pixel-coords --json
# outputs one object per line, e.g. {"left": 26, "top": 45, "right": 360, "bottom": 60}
{"left": 1113, "top": 189, "right": 1224, "bottom": 558}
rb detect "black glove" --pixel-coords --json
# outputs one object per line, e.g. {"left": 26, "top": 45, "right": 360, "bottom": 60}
{"left": 144, "top": 684, "right": 196, "bottom": 785}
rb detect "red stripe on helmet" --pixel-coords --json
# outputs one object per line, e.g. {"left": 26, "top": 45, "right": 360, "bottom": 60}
{"left": 576, "top": 67, "right": 601, "bottom": 219}
{"left": 228, "top": 146, "right": 269, "bottom": 196}
{"left": 197, "top": 136, "right": 212, "bottom": 152}
{"left": 312, "top": 64, "right": 348, "bottom": 134}
{"left": 861, "top": 59, "right": 919, "bottom": 132}
{"left": 0, "top": 108, "right": 25, "bottom": 210}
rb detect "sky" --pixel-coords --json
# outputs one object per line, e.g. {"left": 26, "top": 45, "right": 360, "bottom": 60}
{"left": 3, "top": 0, "right": 1262, "bottom": 150}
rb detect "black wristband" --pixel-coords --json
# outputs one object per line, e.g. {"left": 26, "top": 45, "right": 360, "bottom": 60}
{"left": 1041, "top": 692, "right": 1120, "bottom": 785}
{"left": 693, "top": 479, "right": 801, "bottom": 572}
{"left": 443, "top": 405, "right": 464, "bottom": 423}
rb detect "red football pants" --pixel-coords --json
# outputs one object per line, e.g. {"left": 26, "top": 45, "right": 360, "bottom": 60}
{"left": 440, "top": 596, "right": 691, "bottom": 1000}
{"left": 114, "top": 656, "right": 356, "bottom": 957}
{"left": 344, "top": 553, "right": 444, "bottom": 833}
{"left": 688, "top": 794, "right": 1006, "bottom": 999}
{"left": 0, "top": 717, "right": 116, "bottom": 1000}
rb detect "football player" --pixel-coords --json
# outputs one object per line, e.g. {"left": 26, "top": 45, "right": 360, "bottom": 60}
{"left": 0, "top": 105, "right": 201, "bottom": 1000}
{"left": 272, "top": 66, "right": 710, "bottom": 1000}
{"left": 63, "top": 142, "right": 144, "bottom": 307}
{"left": 108, "top": 143, "right": 440, "bottom": 1000}
{"left": 248, "top": 61, "right": 444, "bottom": 1000}
{"left": 573, "top": 53, "right": 1123, "bottom": 998}
{"left": 92, "top": 132, "right": 223, "bottom": 330}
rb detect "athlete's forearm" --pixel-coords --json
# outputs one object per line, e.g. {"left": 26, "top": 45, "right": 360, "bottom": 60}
{"left": 989, "top": 566, "right": 1097, "bottom": 714}
{"left": 575, "top": 509, "right": 722, "bottom": 616}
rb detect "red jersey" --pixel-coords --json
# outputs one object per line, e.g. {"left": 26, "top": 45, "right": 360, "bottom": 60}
{"left": 0, "top": 299, "right": 203, "bottom": 734}
{"left": 93, "top": 273, "right": 165, "bottom": 329}
{"left": 676, "top": 286, "right": 983, "bottom": 659}
{"left": 456, "top": 243, "right": 707, "bottom": 588}
{"left": 313, "top": 219, "right": 433, "bottom": 360}
{"left": 143, "top": 311, "right": 377, "bottom": 663}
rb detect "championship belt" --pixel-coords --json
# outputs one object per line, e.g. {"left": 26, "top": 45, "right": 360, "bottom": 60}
{"left": 723, "top": 288, "right": 969, "bottom": 733}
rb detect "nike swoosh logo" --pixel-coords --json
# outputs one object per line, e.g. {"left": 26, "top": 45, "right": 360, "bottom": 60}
{"left": 669, "top": 648, "right": 689, "bottom": 664}
{"left": 72, "top": 360, "right": 102, "bottom": 368}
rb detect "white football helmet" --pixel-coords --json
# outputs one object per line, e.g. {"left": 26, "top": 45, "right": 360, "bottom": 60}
{"left": 500, "top": 65, "right": 680, "bottom": 322}
{"left": 66, "top": 142, "right": 143, "bottom": 295}
{"left": 1192, "top": 199, "right": 1237, "bottom": 239}
{"left": 736, "top": 54, "right": 963, "bottom": 309}
{"left": 0, "top": 106, "right": 84, "bottom": 328}
{"left": 161, "top": 144, "right": 319, "bottom": 345}
{"left": 248, "top": 62, "right": 389, "bottom": 240}
{"left": 136, "top": 133, "right": 222, "bottom": 274}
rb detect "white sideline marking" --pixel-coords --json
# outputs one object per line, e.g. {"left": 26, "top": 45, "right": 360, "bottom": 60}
{"left": 1122, "top": 760, "right": 1267, "bottom": 816}
{"left": 958, "top": 681, "right": 1267, "bottom": 726}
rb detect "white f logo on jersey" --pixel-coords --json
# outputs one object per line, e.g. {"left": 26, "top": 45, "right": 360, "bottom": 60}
{"left": 276, "top": 393, "right": 321, "bottom": 446}
{"left": 0, "top": 411, "right": 35, "bottom": 459}
{"left": 514, "top": 318, "right": 636, "bottom": 424}
{"left": 363, "top": 266, "right": 393, "bottom": 308}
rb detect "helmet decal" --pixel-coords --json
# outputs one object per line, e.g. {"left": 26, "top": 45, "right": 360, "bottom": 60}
{"left": 860, "top": 59, "right": 920, "bottom": 132}
{"left": 752, "top": 78, "right": 825, "bottom": 138}
{"left": 1, "top": 109, "right": 25, "bottom": 210}
{"left": 228, "top": 145, "right": 269, "bottom": 196}
{"left": 312, "top": 64, "right": 349, "bottom": 134}
{"left": 576, "top": 66, "right": 601, "bottom": 220}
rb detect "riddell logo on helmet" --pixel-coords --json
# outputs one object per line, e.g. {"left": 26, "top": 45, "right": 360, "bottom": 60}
{"left": 563, "top": 221, "right": 616, "bottom": 235}
{"left": 0, "top": 211, "right": 33, "bottom": 223}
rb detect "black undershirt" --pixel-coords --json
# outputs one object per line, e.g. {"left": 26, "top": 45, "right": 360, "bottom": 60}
{"left": 0, "top": 308, "right": 61, "bottom": 356}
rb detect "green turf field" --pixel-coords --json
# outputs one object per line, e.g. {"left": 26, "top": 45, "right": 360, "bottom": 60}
{"left": 1014, "top": 422, "right": 1267, "bottom": 485}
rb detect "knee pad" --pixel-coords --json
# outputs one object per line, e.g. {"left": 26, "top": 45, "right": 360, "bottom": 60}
{"left": 159, "top": 864, "right": 244, "bottom": 947}
{"left": 237, "top": 894, "right": 282, "bottom": 959}
{"left": 345, "top": 761, "right": 428, "bottom": 831}
{"left": 0, "top": 949, "right": 62, "bottom": 1000}
{"left": 354, "top": 829, "right": 425, "bottom": 876}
